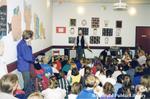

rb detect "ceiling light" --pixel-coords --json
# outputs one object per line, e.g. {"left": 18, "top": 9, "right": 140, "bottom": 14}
{"left": 77, "top": 6, "right": 85, "bottom": 15}
{"left": 113, "top": 0, "right": 127, "bottom": 10}
{"left": 128, "top": 7, "right": 137, "bottom": 16}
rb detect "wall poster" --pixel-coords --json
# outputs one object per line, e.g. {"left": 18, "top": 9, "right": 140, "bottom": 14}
{"left": 90, "top": 36, "right": 100, "bottom": 44}
{"left": 102, "top": 28, "right": 113, "bottom": 36}
{"left": 116, "top": 20, "right": 122, "bottom": 28}
{"left": 68, "top": 37, "right": 76, "bottom": 44}
{"left": 93, "top": 28, "right": 97, "bottom": 35}
{"left": 91, "top": 17, "right": 99, "bottom": 28}
{"left": 40, "top": 22, "right": 46, "bottom": 39}
{"left": 11, "top": 6, "right": 22, "bottom": 41}
{"left": 70, "top": 19, "right": 76, "bottom": 26}
{"left": 116, "top": 28, "right": 121, "bottom": 36}
{"left": 0, "top": 0, "right": 7, "bottom": 39}
{"left": 116, "top": 37, "right": 122, "bottom": 45}
{"left": 70, "top": 27, "right": 75, "bottom": 35}
{"left": 24, "top": 0, "right": 32, "bottom": 30}
{"left": 34, "top": 14, "right": 40, "bottom": 39}
{"left": 78, "top": 27, "right": 89, "bottom": 35}
{"left": 56, "top": 27, "right": 66, "bottom": 33}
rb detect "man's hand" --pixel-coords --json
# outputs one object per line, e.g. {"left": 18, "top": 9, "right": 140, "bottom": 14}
{"left": 72, "top": 46, "right": 75, "bottom": 50}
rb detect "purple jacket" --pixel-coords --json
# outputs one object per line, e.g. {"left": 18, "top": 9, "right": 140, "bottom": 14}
{"left": 17, "top": 39, "right": 34, "bottom": 72}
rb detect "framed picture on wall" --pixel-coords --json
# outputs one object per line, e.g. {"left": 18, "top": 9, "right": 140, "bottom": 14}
{"left": 116, "top": 20, "right": 122, "bottom": 28}
{"left": 70, "top": 27, "right": 75, "bottom": 34}
{"left": 116, "top": 28, "right": 121, "bottom": 36}
{"left": 70, "top": 19, "right": 76, "bottom": 26}
{"left": 81, "top": 19, "right": 87, "bottom": 26}
{"left": 115, "top": 37, "right": 122, "bottom": 45}
{"left": 102, "top": 28, "right": 113, "bottom": 36}
{"left": 91, "top": 17, "right": 99, "bottom": 28}
{"left": 68, "top": 37, "right": 76, "bottom": 44}
{"left": 90, "top": 36, "right": 100, "bottom": 44}
{"left": 56, "top": 27, "right": 66, "bottom": 33}
{"left": 78, "top": 27, "right": 89, "bottom": 35}
{"left": 93, "top": 28, "right": 97, "bottom": 35}
{"left": 104, "top": 20, "right": 109, "bottom": 27}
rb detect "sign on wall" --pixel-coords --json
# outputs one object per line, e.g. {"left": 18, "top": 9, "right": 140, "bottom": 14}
{"left": 0, "top": 0, "right": 7, "bottom": 40}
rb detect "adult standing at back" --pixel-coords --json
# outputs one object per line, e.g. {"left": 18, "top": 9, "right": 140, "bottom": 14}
{"left": 17, "top": 30, "right": 34, "bottom": 92}
{"left": 72, "top": 29, "right": 90, "bottom": 60}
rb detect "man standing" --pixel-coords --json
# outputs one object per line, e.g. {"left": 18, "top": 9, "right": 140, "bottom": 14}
{"left": 72, "top": 29, "right": 89, "bottom": 60}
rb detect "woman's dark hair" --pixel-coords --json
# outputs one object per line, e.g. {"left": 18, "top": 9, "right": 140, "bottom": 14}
{"left": 117, "top": 74, "right": 124, "bottom": 84}
{"left": 71, "top": 68, "right": 79, "bottom": 76}
{"left": 103, "top": 82, "right": 114, "bottom": 95}
{"left": 106, "top": 70, "right": 113, "bottom": 78}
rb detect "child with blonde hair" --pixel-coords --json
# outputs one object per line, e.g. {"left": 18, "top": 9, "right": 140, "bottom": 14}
{"left": 28, "top": 92, "right": 43, "bottom": 99}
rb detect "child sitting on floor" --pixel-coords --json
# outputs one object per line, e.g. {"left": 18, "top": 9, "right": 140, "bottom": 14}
{"left": 0, "top": 73, "right": 26, "bottom": 99}
{"left": 40, "top": 55, "right": 53, "bottom": 78}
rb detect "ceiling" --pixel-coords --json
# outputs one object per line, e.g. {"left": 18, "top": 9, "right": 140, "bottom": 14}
{"left": 53, "top": 0, "right": 150, "bottom": 5}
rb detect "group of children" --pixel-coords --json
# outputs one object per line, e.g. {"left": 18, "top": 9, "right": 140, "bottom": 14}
{"left": 0, "top": 48, "right": 150, "bottom": 99}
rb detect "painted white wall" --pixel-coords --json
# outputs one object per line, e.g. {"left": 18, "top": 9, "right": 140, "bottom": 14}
{"left": 52, "top": 3, "right": 150, "bottom": 47}
{"left": 52, "top": 3, "right": 150, "bottom": 58}
{"left": 0, "top": 0, "right": 52, "bottom": 78}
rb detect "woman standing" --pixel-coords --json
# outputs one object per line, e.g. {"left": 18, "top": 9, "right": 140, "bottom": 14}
{"left": 17, "top": 30, "right": 34, "bottom": 92}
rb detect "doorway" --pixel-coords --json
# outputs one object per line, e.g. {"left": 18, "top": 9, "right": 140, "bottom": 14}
{"left": 136, "top": 26, "right": 150, "bottom": 54}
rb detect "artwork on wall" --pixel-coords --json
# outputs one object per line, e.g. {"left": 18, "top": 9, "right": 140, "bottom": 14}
{"left": 93, "top": 28, "right": 97, "bottom": 35}
{"left": 91, "top": 17, "right": 99, "bottom": 28}
{"left": 104, "top": 20, "right": 109, "bottom": 27}
{"left": 116, "top": 28, "right": 121, "bottom": 36}
{"left": 70, "top": 27, "right": 75, "bottom": 34}
{"left": 24, "top": 0, "right": 32, "bottom": 30}
{"left": 0, "top": 41, "right": 4, "bottom": 56}
{"left": 90, "top": 36, "right": 100, "bottom": 44}
{"left": 8, "top": 23, "right": 12, "bottom": 33}
{"left": 78, "top": 27, "right": 89, "bottom": 35}
{"left": 116, "top": 20, "right": 122, "bottom": 28}
{"left": 34, "top": 14, "right": 40, "bottom": 39}
{"left": 40, "top": 22, "right": 46, "bottom": 39}
{"left": 68, "top": 37, "right": 76, "bottom": 44}
{"left": 11, "top": 6, "right": 22, "bottom": 41}
{"left": 105, "top": 37, "right": 109, "bottom": 44}
{"left": 70, "top": 19, "right": 76, "bottom": 26}
{"left": 0, "top": 0, "right": 7, "bottom": 40}
{"left": 81, "top": 19, "right": 87, "bottom": 26}
{"left": 102, "top": 28, "right": 113, "bottom": 36}
{"left": 56, "top": 27, "right": 66, "bottom": 33}
{"left": 115, "top": 37, "right": 122, "bottom": 45}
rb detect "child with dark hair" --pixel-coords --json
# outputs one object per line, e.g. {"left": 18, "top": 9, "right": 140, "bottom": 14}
{"left": 62, "top": 60, "right": 71, "bottom": 75}
{"left": 117, "top": 74, "right": 135, "bottom": 99}
{"left": 70, "top": 68, "right": 82, "bottom": 85}
{"left": 114, "top": 74, "right": 124, "bottom": 97}
{"left": 101, "top": 82, "right": 115, "bottom": 99}
{"left": 104, "top": 70, "right": 116, "bottom": 85}
{"left": 57, "top": 71, "right": 70, "bottom": 98}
